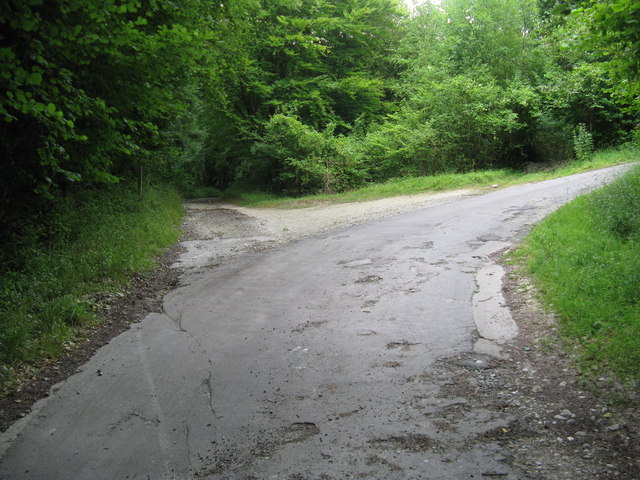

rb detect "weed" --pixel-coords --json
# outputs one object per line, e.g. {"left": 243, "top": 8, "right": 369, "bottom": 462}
{"left": 517, "top": 164, "right": 640, "bottom": 383}
{"left": 573, "top": 123, "right": 594, "bottom": 162}
{"left": 0, "top": 185, "right": 183, "bottom": 380}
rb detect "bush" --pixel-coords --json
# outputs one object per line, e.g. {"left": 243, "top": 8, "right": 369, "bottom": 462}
{"left": 356, "top": 71, "right": 526, "bottom": 181}
{"left": 530, "top": 114, "right": 573, "bottom": 163}
{"left": 591, "top": 165, "right": 640, "bottom": 240}
{"left": 250, "top": 114, "right": 363, "bottom": 195}
{"left": 573, "top": 123, "right": 594, "bottom": 162}
{"left": 356, "top": 117, "right": 441, "bottom": 181}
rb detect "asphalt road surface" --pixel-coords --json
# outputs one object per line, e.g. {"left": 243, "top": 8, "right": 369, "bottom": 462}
{"left": 0, "top": 166, "right": 631, "bottom": 479}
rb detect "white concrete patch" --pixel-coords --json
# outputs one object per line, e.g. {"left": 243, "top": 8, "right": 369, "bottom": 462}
{"left": 472, "top": 264, "right": 519, "bottom": 356}
{"left": 473, "top": 338, "right": 507, "bottom": 358}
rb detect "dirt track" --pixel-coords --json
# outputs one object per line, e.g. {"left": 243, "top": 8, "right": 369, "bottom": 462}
{"left": 178, "top": 188, "right": 480, "bottom": 270}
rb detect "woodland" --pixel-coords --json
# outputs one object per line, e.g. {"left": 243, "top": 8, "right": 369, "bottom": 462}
{"left": 1, "top": 0, "right": 639, "bottom": 208}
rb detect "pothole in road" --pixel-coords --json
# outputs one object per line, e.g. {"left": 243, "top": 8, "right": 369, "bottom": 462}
{"left": 355, "top": 275, "right": 383, "bottom": 284}
{"left": 339, "top": 259, "right": 374, "bottom": 269}
{"left": 293, "top": 320, "right": 328, "bottom": 333}
{"left": 386, "top": 340, "right": 421, "bottom": 351}
{"left": 280, "top": 422, "right": 320, "bottom": 444}
{"left": 476, "top": 234, "right": 503, "bottom": 243}
{"left": 369, "top": 433, "right": 443, "bottom": 453}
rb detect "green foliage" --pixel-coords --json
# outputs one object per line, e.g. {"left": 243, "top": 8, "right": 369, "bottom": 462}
{"left": 353, "top": 69, "right": 527, "bottom": 180}
{"left": 550, "top": 0, "right": 640, "bottom": 118}
{"left": 197, "top": 0, "right": 407, "bottom": 191}
{"left": 233, "top": 144, "right": 639, "bottom": 207}
{"left": 591, "top": 166, "right": 640, "bottom": 240}
{"left": 3, "top": 0, "right": 632, "bottom": 201}
{"left": 520, "top": 165, "right": 640, "bottom": 381}
{"left": 529, "top": 113, "right": 574, "bottom": 163}
{"left": 572, "top": 123, "right": 594, "bottom": 161}
{"left": 0, "top": 185, "right": 182, "bottom": 374}
{"left": 250, "top": 114, "right": 363, "bottom": 194}
{"left": 535, "top": 12, "right": 632, "bottom": 150}
{"left": 436, "top": 0, "right": 544, "bottom": 83}
{"left": 199, "top": 0, "right": 634, "bottom": 194}
{"left": 580, "top": 0, "right": 640, "bottom": 117}
{"left": 0, "top": 0, "right": 215, "bottom": 212}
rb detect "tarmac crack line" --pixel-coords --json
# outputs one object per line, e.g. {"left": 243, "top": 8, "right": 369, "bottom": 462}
{"left": 161, "top": 304, "right": 186, "bottom": 332}
{"left": 184, "top": 411, "right": 194, "bottom": 471}
{"left": 163, "top": 302, "right": 219, "bottom": 435}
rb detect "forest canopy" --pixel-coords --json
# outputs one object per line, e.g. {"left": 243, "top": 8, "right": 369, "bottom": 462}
{"left": 1, "top": 0, "right": 638, "bottom": 214}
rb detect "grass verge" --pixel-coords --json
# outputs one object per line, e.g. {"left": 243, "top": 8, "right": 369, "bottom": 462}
{"left": 228, "top": 143, "right": 640, "bottom": 208}
{"left": 0, "top": 185, "right": 183, "bottom": 385}
{"left": 514, "top": 164, "right": 640, "bottom": 383}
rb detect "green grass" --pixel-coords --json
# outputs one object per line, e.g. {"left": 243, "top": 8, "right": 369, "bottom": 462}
{"left": 227, "top": 143, "right": 640, "bottom": 208}
{"left": 0, "top": 185, "right": 183, "bottom": 383}
{"left": 515, "top": 164, "right": 640, "bottom": 383}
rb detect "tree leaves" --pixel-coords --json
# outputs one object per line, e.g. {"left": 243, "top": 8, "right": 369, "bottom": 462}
{"left": 0, "top": 0, "right": 216, "bottom": 209}
{"left": 0, "top": 0, "right": 633, "bottom": 207}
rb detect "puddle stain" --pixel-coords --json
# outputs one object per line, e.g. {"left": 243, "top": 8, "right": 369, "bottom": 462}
{"left": 293, "top": 320, "right": 329, "bottom": 333}
{"left": 386, "top": 340, "right": 421, "bottom": 351}
{"left": 369, "top": 433, "right": 442, "bottom": 453}
{"left": 355, "top": 275, "right": 383, "bottom": 284}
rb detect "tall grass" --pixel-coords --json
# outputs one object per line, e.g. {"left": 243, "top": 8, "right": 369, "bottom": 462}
{"left": 0, "top": 185, "right": 183, "bottom": 379}
{"left": 228, "top": 143, "right": 640, "bottom": 208}
{"left": 517, "top": 164, "right": 640, "bottom": 382}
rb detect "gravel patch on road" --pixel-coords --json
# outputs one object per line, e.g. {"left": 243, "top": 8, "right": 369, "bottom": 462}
{"left": 177, "top": 188, "right": 479, "bottom": 270}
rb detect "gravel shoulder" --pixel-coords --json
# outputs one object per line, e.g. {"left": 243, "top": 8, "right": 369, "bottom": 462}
{"left": 2, "top": 186, "right": 639, "bottom": 479}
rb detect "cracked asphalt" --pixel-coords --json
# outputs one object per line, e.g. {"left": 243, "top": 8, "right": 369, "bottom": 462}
{"left": 0, "top": 166, "right": 632, "bottom": 479}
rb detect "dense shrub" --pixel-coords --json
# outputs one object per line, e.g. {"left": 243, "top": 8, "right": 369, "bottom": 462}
{"left": 573, "top": 123, "right": 595, "bottom": 162}
{"left": 250, "top": 114, "right": 364, "bottom": 195}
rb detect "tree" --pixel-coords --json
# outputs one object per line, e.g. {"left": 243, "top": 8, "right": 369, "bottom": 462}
{"left": 0, "top": 0, "right": 214, "bottom": 221}
{"left": 551, "top": 0, "right": 640, "bottom": 122}
{"left": 198, "top": 0, "right": 407, "bottom": 191}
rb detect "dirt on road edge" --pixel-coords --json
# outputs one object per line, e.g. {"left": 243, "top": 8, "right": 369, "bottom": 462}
{"left": 441, "top": 255, "right": 640, "bottom": 479}
{"left": 0, "top": 243, "right": 185, "bottom": 433}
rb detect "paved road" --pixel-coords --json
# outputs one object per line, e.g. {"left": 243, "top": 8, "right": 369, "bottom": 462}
{"left": 0, "top": 166, "right": 631, "bottom": 479}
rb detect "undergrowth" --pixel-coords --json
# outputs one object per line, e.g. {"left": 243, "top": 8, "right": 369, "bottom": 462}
{"left": 228, "top": 143, "right": 640, "bottom": 208}
{"left": 0, "top": 185, "right": 183, "bottom": 383}
{"left": 517, "top": 163, "right": 640, "bottom": 383}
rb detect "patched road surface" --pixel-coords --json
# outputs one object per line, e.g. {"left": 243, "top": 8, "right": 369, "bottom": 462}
{"left": 0, "top": 166, "right": 633, "bottom": 479}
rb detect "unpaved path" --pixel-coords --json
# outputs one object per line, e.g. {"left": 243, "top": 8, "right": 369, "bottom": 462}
{"left": 1, "top": 168, "right": 639, "bottom": 480}
{"left": 178, "top": 188, "right": 479, "bottom": 270}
